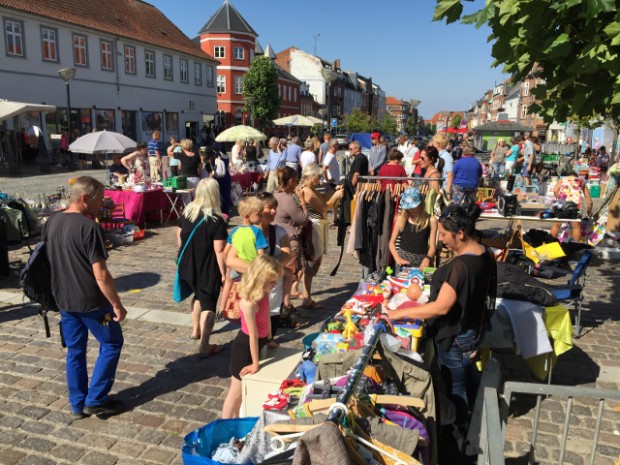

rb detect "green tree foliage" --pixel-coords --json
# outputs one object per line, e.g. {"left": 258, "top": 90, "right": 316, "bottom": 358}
{"left": 342, "top": 108, "right": 370, "bottom": 133}
{"left": 382, "top": 112, "right": 398, "bottom": 135}
{"left": 450, "top": 114, "right": 462, "bottom": 128}
{"left": 425, "top": 123, "right": 436, "bottom": 135}
{"left": 243, "top": 56, "right": 280, "bottom": 128}
{"left": 434, "top": 0, "right": 620, "bottom": 124}
{"left": 368, "top": 116, "right": 380, "bottom": 133}
{"left": 405, "top": 117, "right": 418, "bottom": 135}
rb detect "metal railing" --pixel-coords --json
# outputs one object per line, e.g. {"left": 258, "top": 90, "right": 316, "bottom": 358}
{"left": 495, "top": 382, "right": 620, "bottom": 465}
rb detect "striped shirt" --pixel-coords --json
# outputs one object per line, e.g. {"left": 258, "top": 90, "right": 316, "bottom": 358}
{"left": 147, "top": 139, "right": 160, "bottom": 158}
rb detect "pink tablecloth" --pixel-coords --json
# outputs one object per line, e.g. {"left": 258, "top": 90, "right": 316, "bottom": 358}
{"left": 105, "top": 189, "right": 177, "bottom": 228}
{"left": 231, "top": 171, "right": 261, "bottom": 189}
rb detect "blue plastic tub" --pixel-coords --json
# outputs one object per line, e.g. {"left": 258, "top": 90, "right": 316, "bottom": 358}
{"left": 302, "top": 332, "right": 321, "bottom": 350}
{"left": 182, "top": 417, "right": 258, "bottom": 465}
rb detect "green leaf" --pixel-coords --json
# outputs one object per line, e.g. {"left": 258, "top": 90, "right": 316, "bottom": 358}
{"left": 546, "top": 33, "right": 572, "bottom": 58}
{"left": 433, "top": 0, "right": 464, "bottom": 24}
{"left": 585, "top": 0, "right": 616, "bottom": 22}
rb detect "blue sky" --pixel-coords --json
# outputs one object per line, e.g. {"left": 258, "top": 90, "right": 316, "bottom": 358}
{"left": 148, "top": 0, "right": 506, "bottom": 119}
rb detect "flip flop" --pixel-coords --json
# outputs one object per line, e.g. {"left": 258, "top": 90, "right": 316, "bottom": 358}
{"left": 300, "top": 300, "right": 324, "bottom": 309}
{"left": 199, "top": 344, "right": 224, "bottom": 358}
{"left": 190, "top": 334, "right": 200, "bottom": 340}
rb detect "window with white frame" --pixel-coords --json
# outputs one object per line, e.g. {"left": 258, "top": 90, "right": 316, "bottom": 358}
{"left": 124, "top": 45, "right": 136, "bottom": 74}
{"left": 214, "top": 46, "right": 225, "bottom": 58}
{"left": 41, "top": 27, "right": 58, "bottom": 62}
{"left": 100, "top": 40, "right": 113, "bottom": 71}
{"left": 4, "top": 19, "right": 24, "bottom": 57}
{"left": 216, "top": 75, "right": 226, "bottom": 94}
{"left": 522, "top": 81, "right": 529, "bottom": 96}
{"left": 180, "top": 59, "right": 188, "bottom": 83}
{"left": 194, "top": 62, "right": 202, "bottom": 85}
{"left": 145, "top": 50, "right": 155, "bottom": 77}
{"left": 233, "top": 46, "right": 244, "bottom": 60}
{"left": 73, "top": 33, "right": 88, "bottom": 66}
{"left": 163, "top": 54, "right": 173, "bottom": 80}
{"left": 521, "top": 104, "right": 527, "bottom": 119}
{"left": 206, "top": 65, "right": 214, "bottom": 87}
{"left": 234, "top": 75, "right": 243, "bottom": 94}
{"left": 283, "top": 85, "right": 287, "bottom": 100}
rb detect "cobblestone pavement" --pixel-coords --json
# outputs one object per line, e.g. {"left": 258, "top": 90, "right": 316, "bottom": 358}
{"left": 1, "top": 185, "right": 619, "bottom": 464}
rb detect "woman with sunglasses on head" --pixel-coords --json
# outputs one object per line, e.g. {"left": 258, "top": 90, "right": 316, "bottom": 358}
{"left": 385, "top": 203, "right": 496, "bottom": 427}
{"left": 420, "top": 145, "right": 442, "bottom": 192}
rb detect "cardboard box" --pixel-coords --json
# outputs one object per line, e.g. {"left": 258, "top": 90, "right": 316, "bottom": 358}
{"left": 241, "top": 347, "right": 301, "bottom": 417}
{"left": 605, "top": 187, "right": 620, "bottom": 233}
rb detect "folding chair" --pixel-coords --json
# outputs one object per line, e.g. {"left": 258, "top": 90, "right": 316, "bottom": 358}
{"left": 545, "top": 250, "right": 594, "bottom": 338}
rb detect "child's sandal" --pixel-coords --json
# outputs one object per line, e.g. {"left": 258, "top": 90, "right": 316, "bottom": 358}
{"left": 267, "top": 338, "right": 279, "bottom": 348}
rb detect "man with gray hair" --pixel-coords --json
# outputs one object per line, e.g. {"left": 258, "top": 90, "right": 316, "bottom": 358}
{"left": 265, "top": 136, "right": 287, "bottom": 192}
{"left": 286, "top": 136, "right": 302, "bottom": 171}
{"left": 44, "top": 176, "right": 126, "bottom": 418}
{"left": 347, "top": 141, "right": 368, "bottom": 186}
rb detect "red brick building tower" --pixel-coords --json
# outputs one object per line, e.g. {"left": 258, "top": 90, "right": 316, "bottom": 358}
{"left": 199, "top": 0, "right": 257, "bottom": 129}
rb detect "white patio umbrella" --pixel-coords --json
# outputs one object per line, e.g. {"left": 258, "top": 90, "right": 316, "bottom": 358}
{"left": 272, "top": 114, "right": 316, "bottom": 127}
{"left": 215, "top": 125, "right": 267, "bottom": 142}
{"left": 305, "top": 116, "right": 325, "bottom": 125}
{"left": 69, "top": 130, "right": 137, "bottom": 153}
{"left": 0, "top": 100, "right": 56, "bottom": 122}
{"left": 69, "top": 130, "right": 137, "bottom": 183}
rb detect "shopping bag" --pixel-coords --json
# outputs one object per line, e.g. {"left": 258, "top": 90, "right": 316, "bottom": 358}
{"left": 182, "top": 417, "right": 258, "bottom": 465}
{"left": 173, "top": 270, "right": 192, "bottom": 303}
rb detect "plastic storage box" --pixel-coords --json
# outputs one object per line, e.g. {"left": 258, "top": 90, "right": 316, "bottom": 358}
{"left": 163, "top": 176, "right": 188, "bottom": 189}
{"left": 107, "top": 231, "right": 134, "bottom": 247}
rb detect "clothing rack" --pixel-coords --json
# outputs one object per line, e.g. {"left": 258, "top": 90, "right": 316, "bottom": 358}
{"left": 357, "top": 176, "right": 445, "bottom": 182}
{"left": 326, "top": 319, "right": 388, "bottom": 425}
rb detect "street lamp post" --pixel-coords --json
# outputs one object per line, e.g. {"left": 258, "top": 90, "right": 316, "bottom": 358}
{"left": 58, "top": 67, "right": 76, "bottom": 170}
{"left": 321, "top": 68, "right": 338, "bottom": 134}
{"left": 244, "top": 96, "right": 255, "bottom": 127}
{"left": 58, "top": 68, "right": 76, "bottom": 141}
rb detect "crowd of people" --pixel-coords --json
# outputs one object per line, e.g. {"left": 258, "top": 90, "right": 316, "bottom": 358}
{"left": 42, "top": 128, "right": 613, "bottom": 460}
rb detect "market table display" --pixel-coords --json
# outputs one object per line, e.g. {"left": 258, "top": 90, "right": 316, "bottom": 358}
{"left": 481, "top": 298, "right": 573, "bottom": 381}
{"left": 104, "top": 188, "right": 180, "bottom": 228}
{"left": 231, "top": 171, "right": 261, "bottom": 190}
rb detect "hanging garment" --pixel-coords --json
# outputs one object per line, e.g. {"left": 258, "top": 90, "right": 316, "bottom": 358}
{"left": 291, "top": 421, "right": 351, "bottom": 465}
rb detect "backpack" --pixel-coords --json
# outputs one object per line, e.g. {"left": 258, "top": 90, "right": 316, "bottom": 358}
{"left": 20, "top": 240, "right": 58, "bottom": 337}
{"left": 213, "top": 155, "right": 226, "bottom": 178}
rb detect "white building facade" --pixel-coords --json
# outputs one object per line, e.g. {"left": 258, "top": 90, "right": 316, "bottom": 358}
{"left": 0, "top": 0, "right": 218, "bottom": 147}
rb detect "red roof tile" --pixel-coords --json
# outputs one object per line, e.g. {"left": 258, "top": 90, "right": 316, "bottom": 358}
{"left": 0, "top": 0, "right": 217, "bottom": 62}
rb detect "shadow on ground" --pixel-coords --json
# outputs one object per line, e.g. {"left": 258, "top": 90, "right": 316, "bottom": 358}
{"left": 114, "top": 271, "right": 161, "bottom": 292}
{"left": 0, "top": 302, "right": 39, "bottom": 324}
{"left": 115, "top": 351, "right": 230, "bottom": 411}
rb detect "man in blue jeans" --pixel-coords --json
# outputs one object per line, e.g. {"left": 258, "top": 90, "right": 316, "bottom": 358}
{"left": 45, "top": 176, "right": 126, "bottom": 418}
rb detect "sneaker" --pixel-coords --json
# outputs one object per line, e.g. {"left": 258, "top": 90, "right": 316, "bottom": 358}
{"left": 71, "top": 410, "right": 90, "bottom": 419}
{"left": 83, "top": 399, "right": 124, "bottom": 417}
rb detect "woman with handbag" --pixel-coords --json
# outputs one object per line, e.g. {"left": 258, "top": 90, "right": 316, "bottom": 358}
{"left": 177, "top": 178, "right": 227, "bottom": 358}
{"left": 385, "top": 204, "right": 496, "bottom": 426}
{"left": 297, "top": 163, "right": 343, "bottom": 309}
{"left": 273, "top": 166, "right": 308, "bottom": 313}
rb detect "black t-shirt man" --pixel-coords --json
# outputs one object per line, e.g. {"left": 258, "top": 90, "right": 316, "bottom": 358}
{"left": 348, "top": 153, "right": 369, "bottom": 184}
{"left": 44, "top": 213, "right": 109, "bottom": 312}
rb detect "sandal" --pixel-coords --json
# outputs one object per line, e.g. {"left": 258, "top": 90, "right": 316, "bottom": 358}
{"left": 281, "top": 304, "right": 297, "bottom": 317}
{"left": 190, "top": 333, "right": 200, "bottom": 340}
{"left": 198, "top": 344, "right": 224, "bottom": 358}
{"left": 267, "top": 338, "right": 279, "bottom": 349}
{"left": 300, "top": 300, "right": 324, "bottom": 309}
{"left": 279, "top": 315, "right": 302, "bottom": 329}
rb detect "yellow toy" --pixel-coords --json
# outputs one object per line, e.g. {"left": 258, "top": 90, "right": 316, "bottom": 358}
{"left": 342, "top": 309, "right": 359, "bottom": 340}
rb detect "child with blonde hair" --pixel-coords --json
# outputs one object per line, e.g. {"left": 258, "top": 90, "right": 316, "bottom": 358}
{"left": 222, "top": 255, "right": 284, "bottom": 418}
{"left": 219, "top": 197, "right": 268, "bottom": 315}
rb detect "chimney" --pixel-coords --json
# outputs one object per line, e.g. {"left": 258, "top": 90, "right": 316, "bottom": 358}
{"left": 333, "top": 59, "right": 340, "bottom": 71}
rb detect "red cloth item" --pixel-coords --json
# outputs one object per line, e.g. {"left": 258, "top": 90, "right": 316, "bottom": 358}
{"left": 378, "top": 164, "right": 407, "bottom": 190}
{"left": 104, "top": 189, "right": 179, "bottom": 228}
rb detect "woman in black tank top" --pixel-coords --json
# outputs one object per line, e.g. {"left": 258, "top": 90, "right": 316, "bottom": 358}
{"left": 388, "top": 187, "right": 438, "bottom": 273}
